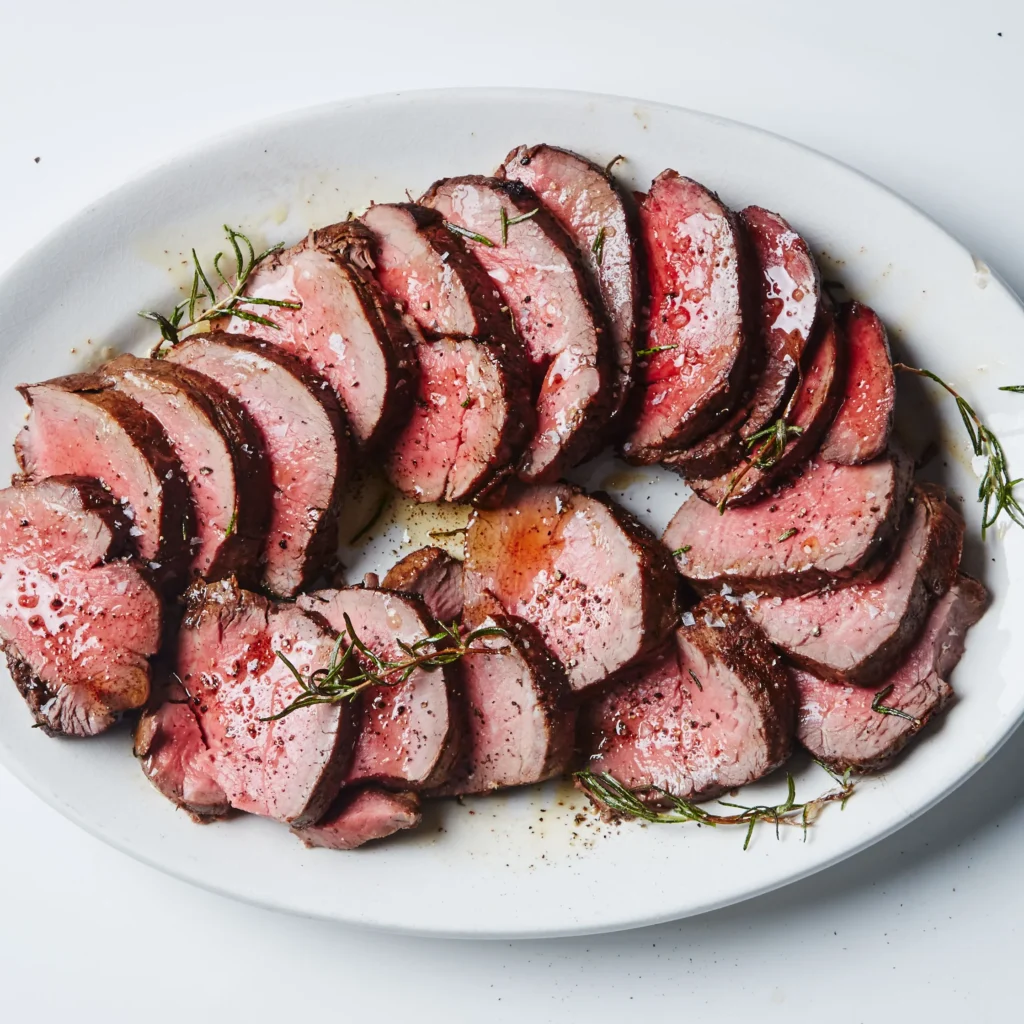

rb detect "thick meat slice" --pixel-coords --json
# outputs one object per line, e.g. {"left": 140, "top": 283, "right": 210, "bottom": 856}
{"left": 385, "top": 334, "right": 530, "bottom": 503}
{"left": 227, "top": 222, "right": 417, "bottom": 452}
{"left": 664, "top": 449, "right": 914, "bottom": 597}
{"left": 750, "top": 485, "right": 963, "bottom": 684}
{"left": 292, "top": 788, "right": 421, "bottom": 850}
{"left": 621, "top": 171, "right": 752, "bottom": 464}
{"left": 167, "top": 333, "right": 349, "bottom": 598}
{"left": 498, "top": 144, "right": 641, "bottom": 425}
{"left": 464, "top": 483, "right": 679, "bottom": 693}
{"left": 796, "top": 577, "right": 987, "bottom": 771}
{"left": 297, "top": 585, "right": 459, "bottom": 790}
{"left": 580, "top": 596, "right": 795, "bottom": 799}
{"left": 429, "top": 606, "right": 576, "bottom": 796}
{"left": 16, "top": 372, "right": 192, "bottom": 588}
{"left": 421, "top": 175, "right": 613, "bottom": 481}
{"left": 147, "top": 579, "right": 356, "bottom": 826}
{"left": 102, "top": 355, "right": 271, "bottom": 583}
{"left": 820, "top": 302, "right": 896, "bottom": 464}
{"left": 0, "top": 478, "right": 161, "bottom": 737}
{"left": 688, "top": 311, "right": 845, "bottom": 507}
{"left": 662, "top": 207, "right": 823, "bottom": 479}
{"left": 382, "top": 546, "right": 464, "bottom": 623}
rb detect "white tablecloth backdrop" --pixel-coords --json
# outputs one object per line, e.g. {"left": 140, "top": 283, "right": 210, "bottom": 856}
{"left": 1, "top": 2, "right": 1021, "bottom": 1019}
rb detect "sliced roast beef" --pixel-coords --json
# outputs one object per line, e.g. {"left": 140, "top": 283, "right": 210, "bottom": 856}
{"left": 102, "top": 355, "right": 271, "bottom": 583}
{"left": 796, "top": 576, "right": 987, "bottom": 771}
{"left": 464, "top": 483, "right": 678, "bottom": 693}
{"left": 750, "top": 485, "right": 962, "bottom": 684}
{"left": 0, "top": 477, "right": 161, "bottom": 737}
{"left": 664, "top": 449, "right": 914, "bottom": 597}
{"left": 429, "top": 604, "right": 576, "bottom": 796}
{"left": 421, "top": 175, "right": 613, "bottom": 481}
{"left": 580, "top": 595, "right": 795, "bottom": 799}
{"left": 662, "top": 207, "right": 824, "bottom": 479}
{"left": 621, "top": 171, "right": 752, "bottom": 464}
{"left": 820, "top": 302, "right": 896, "bottom": 465}
{"left": 688, "top": 311, "right": 845, "bottom": 507}
{"left": 141, "top": 578, "right": 356, "bottom": 826}
{"left": 292, "top": 788, "right": 422, "bottom": 850}
{"left": 498, "top": 144, "right": 641, "bottom": 426}
{"left": 381, "top": 546, "right": 464, "bottom": 623}
{"left": 227, "top": 221, "right": 417, "bottom": 452}
{"left": 385, "top": 334, "right": 532, "bottom": 503}
{"left": 16, "top": 372, "right": 192, "bottom": 588}
{"left": 297, "top": 585, "right": 459, "bottom": 790}
{"left": 167, "top": 332, "right": 349, "bottom": 598}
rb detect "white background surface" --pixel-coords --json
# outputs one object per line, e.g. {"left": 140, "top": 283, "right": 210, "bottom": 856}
{"left": 1, "top": 1, "right": 1021, "bottom": 1019}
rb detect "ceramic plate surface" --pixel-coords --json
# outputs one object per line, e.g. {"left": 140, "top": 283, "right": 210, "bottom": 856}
{"left": 1, "top": 89, "right": 1022, "bottom": 939}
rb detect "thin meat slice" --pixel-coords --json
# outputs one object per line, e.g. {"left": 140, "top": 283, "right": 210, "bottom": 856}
{"left": 498, "top": 144, "right": 641, "bottom": 425}
{"left": 796, "top": 577, "right": 987, "bottom": 771}
{"left": 16, "top": 372, "right": 192, "bottom": 588}
{"left": 421, "top": 175, "right": 613, "bottom": 481}
{"left": 143, "top": 579, "right": 356, "bottom": 826}
{"left": 429, "top": 605, "right": 576, "bottom": 796}
{"left": 167, "top": 332, "right": 349, "bottom": 598}
{"left": 0, "top": 477, "right": 161, "bottom": 737}
{"left": 580, "top": 596, "right": 795, "bottom": 799}
{"left": 464, "top": 483, "right": 679, "bottom": 693}
{"left": 820, "top": 302, "right": 896, "bottom": 464}
{"left": 292, "top": 788, "right": 421, "bottom": 850}
{"left": 664, "top": 449, "right": 914, "bottom": 597}
{"left": 750, "top": 485, "right": 963, "bottom": 684}
{"left": 102, "top": 355, "right": 271, "bottom": 583}
{"left": 297, "top": 585, "right": 459, "bottom": 790}
{"left": 688, "top": 311, "right": 845, "bottom": 507}
{"left": 227, "top": 222, "right": 417, "bottom": 452}
{"left": 385, "top": 334, "right": 531, "bottom": 503}
{"left": 622, "top": 171, "right": 753, "bottom": 464}
{"left": 382, "top": 546, "right": 464, "bottom": 623}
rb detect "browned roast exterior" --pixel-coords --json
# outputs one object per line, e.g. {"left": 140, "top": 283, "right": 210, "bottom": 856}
{"left": 382, "top": 546, "right": 465, "bottom": 623}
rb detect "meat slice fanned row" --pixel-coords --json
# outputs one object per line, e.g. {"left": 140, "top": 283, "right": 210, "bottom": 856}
{"left": 292, "top": 788, "right": 422, "bottom": 850}
{"left": 580, "top": 596, "right": 796, "bottom": 799}
{"left": 0, "top": 477, "right": 162, "bottom": 737}
{"left": 381, "top": 546, "right": 464, "bottom": 623}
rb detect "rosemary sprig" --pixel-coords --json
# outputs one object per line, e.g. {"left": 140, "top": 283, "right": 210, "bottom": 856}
{"left": 444, "top": 220, "right": 496, "bottom": 247}
{"left": 871, "top": 683, "right": 920, "bottom": 725}
{"left": 672, "top": 544, "right": 691, "bottom": 556}
{"left": 223, "top": 510, "right": 237, "bottom": 538}
{"left": 635, "top": 344, "right": 677, "bottom": 358}
{"left": 576, "top": 764, "right": 855, "bottom": 850}
{"left": 895, "top": 363, "right": 1024, "bottom": 538}
{"left": 262, "top": 615, "right": 510, "bottom": 721}
{"left": 499, "top": 207, "right": 540, "bottom": 245}
{"left": 999, "top": 385, "right": 1024, "bottom": 393}
{"left": 139, "top": 226, "right": 299, "bottom": 349}
{"left": 592, "top": 226, "right": 606, "bottom": 265}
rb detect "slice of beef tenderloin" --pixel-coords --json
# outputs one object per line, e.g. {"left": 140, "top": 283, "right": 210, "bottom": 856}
{"left": 226, "top": 221, "right": 417, "bottom": 453}
{"left": 820, "top": 302, "right": 896, "bottom": 465}
{"left": 580, "top": 595, "right": 795, "bottom": 800}
{"left": 688, "top": 311, "right": 845, "bottom": 507}
{"left": 292, "top": 788, "right": 421, "bottom": 850}
{"left": 464, "top": 483, "right": 679, "bottom": 693}
{"left": 141, "top": 578, "right": 356, "bottom": 826}
{"left": 385, "top": 334, "right": 531, "bottom": 504}
{"left": 0, "top": 477, "right": 162, "bottom": 737}
{"left": 428, "top": 601, "right": 576, "bottom": 796}
{"left": 102, "top": 355, "right": 271, "bottom": 584}
{"left": 664, "top": 448, "right": 914, "bottom": 597}
{"left": 663, "top": 207, "right": 823, "bottom": 479}
{"left": 498, "top": 144, "right": 642, "bottom": 427}
{"left": 382, "top": 546, "right": 464, "bottom": 623}
{"left": 796, "top": 576, "right": 987, "bottom": 771}
{"left": 621, "top": 171, "right": 753, "bottom": 464}
{"left": 167, "top": 332, "right": 350, "bottom": 598}
{"left": 421, "top": 175, "right": 613, "bottom": 482}
{"left": 297, "top": 584, "right": 459, "bottom": 790}
{"left": 16, "top": 372, "right": 192, "bottom": 589}
{"left": 750, "top": 485, "right": 963, "bottom": 684}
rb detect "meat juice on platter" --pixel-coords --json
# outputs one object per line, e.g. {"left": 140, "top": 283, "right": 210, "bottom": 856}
{"left": 0, "top": 137, "right": 1005, "bottom": 856}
